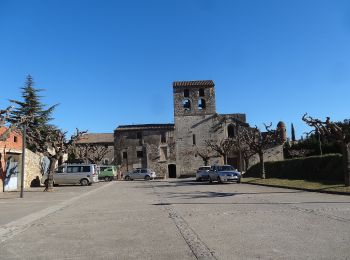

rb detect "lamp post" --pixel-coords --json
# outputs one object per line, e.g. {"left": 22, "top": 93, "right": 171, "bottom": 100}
{"left": 20, "top": 125, "right": 26, "bottom": 198}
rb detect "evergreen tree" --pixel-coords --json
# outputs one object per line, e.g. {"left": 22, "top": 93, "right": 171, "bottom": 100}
{"left": 291, "top": 123, "right": 296, "bottom": 142}
{"left": 8, "top": 75, "right": 58, "bottom": 150}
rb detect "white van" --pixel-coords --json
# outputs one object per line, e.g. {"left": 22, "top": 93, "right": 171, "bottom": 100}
{"left": 42, "top": 164, "right": 99, "bottom": 186}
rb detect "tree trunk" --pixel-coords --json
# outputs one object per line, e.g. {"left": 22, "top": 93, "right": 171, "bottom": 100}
{"left": 343, "top": 143, "right": 350, "bottom": 187}
{"left": 244, "top": 157, "right": 249, "bottom": 172}
{"left": 224, "top": 154, "right": 227, "bottom": 164}
{"left": 45, "top": 157, "right": 57, "bottom": 192}
{"left": 204, "top": 158, "right": 208, "bottom": 166}
{"left": 259, "top": 151, "right": 265, "bottom": 179}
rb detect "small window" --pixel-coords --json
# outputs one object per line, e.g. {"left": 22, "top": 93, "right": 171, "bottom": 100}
{"left": 14, "top": 136, "right": 18, "bottom": 143}
{"left": 193, "top": 134, "right": 196, "bottom": 145}
{"left": 137, "top": 132, "right": 142, "bottom": 139}
{"left": 123, "top": 152, "right": 128, "bottom": 159}
{"left": 137, "top": 151, "right": 143, "bottom": 158}
{"left": 198, "top": 99, "right": 206, "bottom": 110}
{"left": 182, "top": 99, "right": 191, "bottom": 111}
{"left": 104, "top": 159, "right": 109, "bottom": 165}
{"left": 199, "top": 88, "right": 205, "bottom": 97}
{"left": 184, "top": 89, "right": 189, "bottom": 97}
{"left": 161, "top": 132, "right": 166, "bottom": 143}
{"left": 227, "top": 124, "right": 235, "bottom": 138}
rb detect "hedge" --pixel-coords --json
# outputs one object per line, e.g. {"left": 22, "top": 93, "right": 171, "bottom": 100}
{"left": 244, "top": 154, "right": 343, "bottom": 181}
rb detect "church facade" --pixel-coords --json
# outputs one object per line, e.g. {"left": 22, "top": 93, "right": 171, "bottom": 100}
{"left": 114, "top": 80, "right": 284, "bottom": 178}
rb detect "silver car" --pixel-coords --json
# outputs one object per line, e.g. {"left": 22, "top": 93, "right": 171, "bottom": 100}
{"left": 208, "top": 165, "right": 241, "bottom": 184}
{"left": 124, "top": 168, "right": 156, "bottom": 181}
{"left": 196, "top": 166, "right": 211, "bottom": 181}
{"left": 42, "top": 164, "right": 99, "bottom": 186}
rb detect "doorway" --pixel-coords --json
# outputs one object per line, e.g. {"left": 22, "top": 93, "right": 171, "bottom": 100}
{"left": 168, "top": 164, "right": 176, "bottom": 178}
{"left": 227, "top": 157, "right": 238, "bottom": 170}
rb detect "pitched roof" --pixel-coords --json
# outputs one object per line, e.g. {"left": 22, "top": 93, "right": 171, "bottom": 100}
{"left": 173, "top": 80, "right": 214, "bottom": 87}
{"left": 116, "top": 124, "right": 175, "bottom": 132}
{"left": 76, "top": 133, "right": 114, "bottom": 144}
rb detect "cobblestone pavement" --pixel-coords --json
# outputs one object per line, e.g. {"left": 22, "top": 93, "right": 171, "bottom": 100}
{"left": 0, "top": 179, "right": 349, "bottom": 259}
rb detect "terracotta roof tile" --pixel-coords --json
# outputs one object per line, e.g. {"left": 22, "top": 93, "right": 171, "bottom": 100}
{"left": 173, "top": 80, "right": 214, "bottom": 87}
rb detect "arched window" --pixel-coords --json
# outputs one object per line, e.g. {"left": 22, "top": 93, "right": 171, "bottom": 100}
{"left": 182, "top": 99, "right": 191, "bottom": 111}
{"left": 198, "top": 99, "right": 206, "bottom": 110}
{"left": 227, "top": 124, "right": 235, "bottom": 138}
{"left": 199, "top": 88, "right": 205, "bottom": 97}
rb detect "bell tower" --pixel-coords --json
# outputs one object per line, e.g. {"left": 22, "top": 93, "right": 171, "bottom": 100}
{"left": 173, "top": 80, "right": 216, "bottom": 118}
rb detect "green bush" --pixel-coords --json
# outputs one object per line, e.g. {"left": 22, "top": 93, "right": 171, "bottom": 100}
{"left": 244, "top": 154, "right": 343, "bottom": 181}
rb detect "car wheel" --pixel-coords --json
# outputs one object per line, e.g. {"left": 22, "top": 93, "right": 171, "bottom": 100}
{"left": 104, "top": 176, "right": 110, "bottom": 182}
{"left": 125, "top": 176, "right": 131, "bottom": 181}
{"left": 80, "top": 179, "right": 89, "bottom": 186}
{"left": 209, "top": 176, "right": 213, "bottom": 184}
{"left": 237, "top": 178, "right": 241, "bottom": 183}
{"left": 144, "top": 175, "right": 151, "bottom": 181}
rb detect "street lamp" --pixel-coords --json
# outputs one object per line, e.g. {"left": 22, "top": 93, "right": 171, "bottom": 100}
{"left": 20, "top": 125, "right": 26, "bottom": 198}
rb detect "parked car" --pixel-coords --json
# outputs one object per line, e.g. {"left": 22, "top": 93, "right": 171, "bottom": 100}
{"left": 208, "top": 165, "right": 241, "bottom": 184}
{"left": 98, "top": 165, "right": 117, "bottom": 181}
{"left": 42, "top": 164, "right": 99, "bottom": 186}
{"left": 196, "top": 166, "right": 211, "bottom": 181}
{"left": 124, "top": 168, "right": 156, "bottom": 181}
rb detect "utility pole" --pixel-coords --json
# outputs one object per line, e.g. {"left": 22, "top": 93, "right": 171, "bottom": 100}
{"left": 20, "top": 125, "right": 26, "bottom": 198}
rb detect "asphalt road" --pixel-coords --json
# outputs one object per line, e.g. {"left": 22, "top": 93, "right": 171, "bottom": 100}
{"left": 0, "top": 179, "right": 349, "bottom": 259}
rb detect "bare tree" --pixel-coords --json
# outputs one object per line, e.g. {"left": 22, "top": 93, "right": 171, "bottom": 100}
{"left": 205, "top": 138, "right": 236, "bottom": 165}
{"left": 27, "top": 126, "right": 86, "bottom": 191}
{"left": 302, "top": 114, "right": 350, "bottom": 186}
{"left": 72, "top": 143, "right": 110, "bottom": 164}
{"left": 0, "top": 106, "right": 15, "bottom": 141}
{"left": 240, "top": 123, "right": 276, "bottom": 179}
{"left": 195, "top": 146, "right": 218, "bottom": 166}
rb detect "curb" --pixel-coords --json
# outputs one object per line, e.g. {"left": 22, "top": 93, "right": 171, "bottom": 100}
{"left": 243, "top": 181, "right": 350, "bottom": 196}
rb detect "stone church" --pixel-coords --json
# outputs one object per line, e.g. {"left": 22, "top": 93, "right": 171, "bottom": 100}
{"left": 114, "top": 80, "right": 284, "bottom": 178}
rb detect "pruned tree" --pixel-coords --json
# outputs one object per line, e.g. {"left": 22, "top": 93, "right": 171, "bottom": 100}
{"left": 240, "top": 123, "right": 277, "bottom": 179}
{"left": 205, "top": 138, "right": 236, "bottom": 165}
{"left": 72, "top": 143, "right": 110, "bottom": 164}
{"left": 27, "top": 126, "right": 86, "bottom": 191}
{"left": 0, "top": 106, "right": 13, "bottom": 141}
{"left": 302, "top": 114, "right": 350, "bottom": 186}
{"left": 195, "top": 146, "right": 218, "bottom": 166}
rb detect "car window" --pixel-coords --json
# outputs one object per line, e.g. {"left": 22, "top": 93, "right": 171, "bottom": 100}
{"left": 218, "top": 166, "right": 234, "bottom": 171}
{"left": 56, "top": 166, "right": 65, "bottom": 173}
{"left": 100, "top": 167, "right": 106, "bottom": 171}
{"left": 67, "top": 166, "right": 81, "bottom": 173}
{"left": 141, "top": 169, "right": 147, "bottom": 173}
{"left": 82, "top": 166, "right": 91, "bottom": 172}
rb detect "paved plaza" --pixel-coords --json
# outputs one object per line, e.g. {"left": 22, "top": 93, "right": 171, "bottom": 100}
{"left": 0, "top": 179, "right": 349, "bottom": 259}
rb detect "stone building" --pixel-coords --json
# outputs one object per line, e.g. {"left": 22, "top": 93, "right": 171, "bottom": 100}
{"left": 75, "top": 133, "right": 114, "bottom": 165}
{"left": 114, "top": 80, "right": 284, "bottom": 178}
{"left": 114, "top": 124, "right": 175, "bottom": 178}
{"left": 0, "top": 127, "right": 45, "bottom": 191}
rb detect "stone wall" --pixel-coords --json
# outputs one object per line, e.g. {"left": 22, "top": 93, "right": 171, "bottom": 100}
{"left": 20, "top": 149, "right": 43, "bottom": 188}
{"left": 248, "top": 145, "right": 284, "bottom": 169}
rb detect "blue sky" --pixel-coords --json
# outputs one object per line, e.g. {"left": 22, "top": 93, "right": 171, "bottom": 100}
{"left": 0, "top": 0, "right": 349, "bottom": 138}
